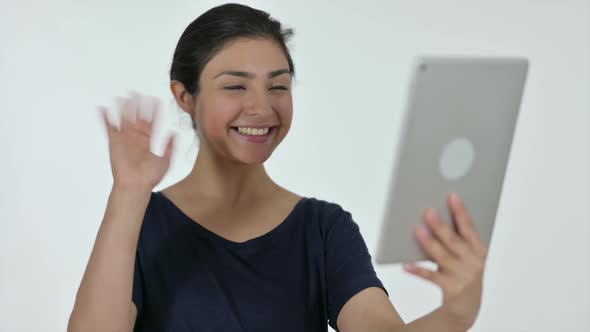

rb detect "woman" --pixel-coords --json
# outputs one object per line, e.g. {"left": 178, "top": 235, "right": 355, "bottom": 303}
{"left": 68, "top": 3, "right": 488, "bottom": 332}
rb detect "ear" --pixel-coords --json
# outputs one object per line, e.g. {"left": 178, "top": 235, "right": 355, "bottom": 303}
{"left": 170, "top": 80, "right": 196, "bottom": 116}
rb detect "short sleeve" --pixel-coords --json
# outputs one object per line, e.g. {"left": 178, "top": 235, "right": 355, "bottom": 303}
{"left": 132, "top": 250, "right": 144, "bottom": 314}
{"left": 325, "top": 208, "right": 388, "bottom": 331}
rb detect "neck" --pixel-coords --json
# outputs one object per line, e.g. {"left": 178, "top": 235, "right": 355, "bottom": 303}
{"left": 178, "top": 142, "right": 278, "bottom": 207}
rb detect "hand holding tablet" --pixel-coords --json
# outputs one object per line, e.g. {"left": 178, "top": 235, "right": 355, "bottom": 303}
{"left": 374, "top": 55, "right": 528, "bottom": 330}
{"left": 376, "top": 56, "right": 529, "bottom": 265}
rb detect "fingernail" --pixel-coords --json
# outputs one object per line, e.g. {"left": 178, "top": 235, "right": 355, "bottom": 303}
{"left": 426, "top": 208, "right": 438, "bottom": 220}
{"left": 417, "top": 225, "right": 429, "bottom": 239}
{"left": 451, "top": 193, "right": 461, "bottom": 205}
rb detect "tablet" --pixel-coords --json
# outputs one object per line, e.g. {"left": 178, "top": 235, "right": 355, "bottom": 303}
{"left": 375, "top": 56, "right": 529, "bottom": 265}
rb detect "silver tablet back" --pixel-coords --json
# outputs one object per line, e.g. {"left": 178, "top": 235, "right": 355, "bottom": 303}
{"left": 375, "top": 56, "right": 529, "bottom": 264}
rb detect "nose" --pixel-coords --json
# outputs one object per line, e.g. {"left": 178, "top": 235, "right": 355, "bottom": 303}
{"left": 243, "top": 88, "right": 273, "bottom": 117}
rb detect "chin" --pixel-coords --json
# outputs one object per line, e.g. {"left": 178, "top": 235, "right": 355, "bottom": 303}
{"left": 234, "top": 151, "right": 273, "bottom": 165}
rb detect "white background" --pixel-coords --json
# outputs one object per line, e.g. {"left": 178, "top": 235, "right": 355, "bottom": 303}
{"left": 1, "top": 0, "right": 589, "bottom": 331}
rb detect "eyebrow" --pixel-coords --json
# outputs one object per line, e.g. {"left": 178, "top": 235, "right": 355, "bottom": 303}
{"left": 214, "top": 69, "right": 292, "bottom": 79}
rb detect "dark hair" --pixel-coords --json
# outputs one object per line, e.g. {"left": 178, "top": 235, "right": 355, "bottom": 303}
{"left": 169, "top": 3, "right": 295, "bottom": 96}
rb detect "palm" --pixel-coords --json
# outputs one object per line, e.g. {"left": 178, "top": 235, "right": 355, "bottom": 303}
{"left": 101, "top": 92, "right": 175, "bottom": 191}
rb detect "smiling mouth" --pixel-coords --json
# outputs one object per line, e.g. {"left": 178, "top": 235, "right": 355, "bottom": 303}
{"left": 230, "top": 126, "right": 278, "bottom": 136}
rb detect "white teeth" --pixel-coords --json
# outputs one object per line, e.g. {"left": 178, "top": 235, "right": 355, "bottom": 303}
{"left": 237, "top": 127, "right": 270, "bottom": 136}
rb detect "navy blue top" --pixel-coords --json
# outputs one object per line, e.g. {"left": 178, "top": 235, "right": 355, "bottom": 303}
{"left": 132, "top": 191, "right": 387, "bottom": 331}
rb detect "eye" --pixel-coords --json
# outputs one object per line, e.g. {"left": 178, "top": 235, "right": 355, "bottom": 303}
{"left": 270, "top": 86, "right": 289, "bottom": 91}
{"left": 224, "top": 85, "right": 245, "bottom": 90}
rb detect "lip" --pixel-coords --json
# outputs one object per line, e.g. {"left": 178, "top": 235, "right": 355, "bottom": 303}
{"left": 230, "top": 126, "right": 277, "bottom": 144}
{"left": 231, "top": 124, "right": 278, "bottom": 128}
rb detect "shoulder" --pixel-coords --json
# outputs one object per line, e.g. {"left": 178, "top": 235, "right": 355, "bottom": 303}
{"left": 268, "top": 187, "right": 351, "bottom": 232}
{"left": 137, "top": 191, "right": 185, "bottom": 245}
{"left": 302, "top": 197, "right": 349, "bottom": 219}
{"left": 299, "top": 197, "right": 359, "bottom": 242}
{"left": 144, "top": 191, "right": 169, "bottom": 221}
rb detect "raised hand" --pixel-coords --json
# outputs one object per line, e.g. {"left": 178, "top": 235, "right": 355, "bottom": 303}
{"left": 100, "top": 91, "right": 175, "bottom": 193}
{"left": 403, "top": 193, "right": 489, "bottom": 330}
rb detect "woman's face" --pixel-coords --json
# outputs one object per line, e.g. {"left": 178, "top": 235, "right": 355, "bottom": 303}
{"left": 192, "top": 37, "right": 293, "bottom": 165}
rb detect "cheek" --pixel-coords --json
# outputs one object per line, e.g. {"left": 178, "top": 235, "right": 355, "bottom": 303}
{"left": 276, "top": 97, "right": 294, "bottom": 128}
{"left": 199, "top": 97, "right": 241, "bottom": 133}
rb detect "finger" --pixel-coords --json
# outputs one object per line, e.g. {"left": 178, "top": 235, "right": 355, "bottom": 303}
{"left": 405, "top": 263, "right": 473, "bottom": 298}
{"left": 142, "top": 96, "right": 160, "bottom": 139}
{"left": 148, "top": 95, "right": 161, "bottom": 130}
{"left": 403, "top": 263, "right": 438, "bottom": 282}
{"left": 129, "top": 91, "right": 141, "bottom": 122}
{"left": 448, "top": 193, "right": 487, "bottom": 257}
{"left": 116, "top": 97, "right": 129, "bottom": 131}
{"left": 423, "top": 208, "right": 470, "bottom": 259}
{"left": 134, "top": 91, "right": 148, "bottom": 122}
{"left": 133, "top": 92, "right": 149, "bottom": 123}
{"left": 415, "top": 225, "right": 460, "bottom": 271}
{"left": 134, "top": 93, "right": 153, "bottom": 137}
{"left": 403, "top": 263, "right": 447, "bottom": 288}
{"left": 99, "top": 106, "right": 116, "bottom": 139}
{"left": 119, "top": 95, "right": 138, "bottom": 131}
{"left": 136, "top": 118, "right": 152, "bottom": 137}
